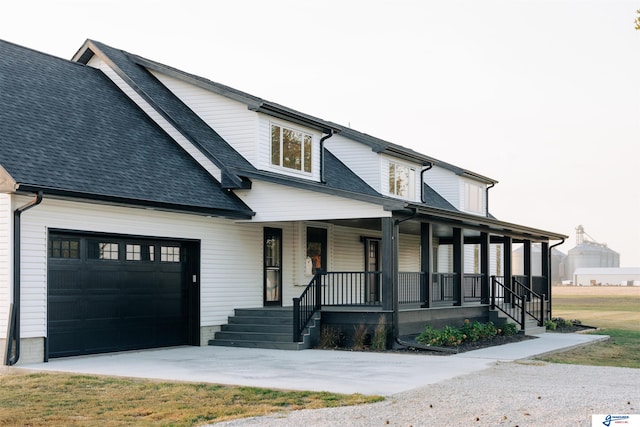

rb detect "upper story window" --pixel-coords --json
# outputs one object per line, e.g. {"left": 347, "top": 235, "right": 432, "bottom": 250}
{"left": 464, "top": 181, "right": 484, "bottom": 214}
{"left": 271, "top": 123, "right": 312, "bottom": 173}
{"left": 389, "top": 162, "right": 415, "bottom": 199}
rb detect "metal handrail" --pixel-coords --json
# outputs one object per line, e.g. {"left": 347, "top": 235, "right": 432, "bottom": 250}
{"left": 512, "top": 276, "right": 546, "bottom": 326}
{"left": 292, "top": 271, "right": 323, "bottom": 342}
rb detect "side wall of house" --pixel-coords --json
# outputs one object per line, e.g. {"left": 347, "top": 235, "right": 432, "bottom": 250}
{"left": 16, "top": 197, "right": 265, "bottom": 344}
{"left": 151, "top": 71, "right": 259, "bottom": 165}
{"left": 235, "top": 181, "right": 389, "bottom": 222}
{"left": 0, "top": 194, "right": 12, "bottom": 345}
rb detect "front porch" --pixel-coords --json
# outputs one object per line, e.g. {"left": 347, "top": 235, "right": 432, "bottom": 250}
{"left": 210, "top": 214, "right": 562, "bottom": 350}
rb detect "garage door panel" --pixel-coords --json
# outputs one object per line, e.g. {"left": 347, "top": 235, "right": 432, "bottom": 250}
{"left": 48, "top": 232, "right": 196, "bottom": 358}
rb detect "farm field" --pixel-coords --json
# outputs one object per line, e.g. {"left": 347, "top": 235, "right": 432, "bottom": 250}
{"left": 551, "top": 285, "right": 640, "bottom": 331}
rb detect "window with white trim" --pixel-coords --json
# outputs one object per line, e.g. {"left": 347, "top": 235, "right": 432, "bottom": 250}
{"left": 271, "top": 123, "right": 312, "bottom": 173}
{"left": 464, "top": 182, "right": 484, "bottom": 213}
{"left": 388, "top": 162, "right": 415, "bottom": 198}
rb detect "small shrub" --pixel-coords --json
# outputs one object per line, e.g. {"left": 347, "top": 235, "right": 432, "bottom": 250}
{"left": 319, "top": 325, "right": 342, "bottom": 348}
{"left": 500, "top": 322, "right": 518, "bottom": 336}
{"left": 478, "top": 321, "right": 497, "bottom": 339}
{"left": 459, "top": 319, "right": 481, "bottom": 342}
{"left": 547, "top": 317, "right": 576, "bottom": 329}
{"left": 545, "top": 319, "right": 557, "bottom": 330}
{"left": 416, "top": 320, "right": 510, "bottom": 348}
{"left": 352, "top": 324, "right": 368, "bottom": 350}
{"left": 371, "top": 315, "right": 388, "bottom": 350}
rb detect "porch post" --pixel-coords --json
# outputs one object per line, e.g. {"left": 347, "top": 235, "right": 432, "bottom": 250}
{"left": 503, "top": 236, "right": 512, "bottom": 304}
{"left": 541, "top": 241, "right": 550, "bottom": 315}
{"left": 452, "top": 227, "right": 463, "bottom": 306}
{"left": 480, "top": 232, "right": 490, "bottom": 304}
{"left": 381, "top": 217, "right": 395, "bottom": 312}
{"left": 420, "top": 222, "right": 432, "bottom": 308}
{"left": 523, "top": 239, "right": 532, "bottom": 289}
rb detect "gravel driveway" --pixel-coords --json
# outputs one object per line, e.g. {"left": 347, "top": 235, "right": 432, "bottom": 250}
{"left": 214, "top": 361, "right": 640, "bottom": 427}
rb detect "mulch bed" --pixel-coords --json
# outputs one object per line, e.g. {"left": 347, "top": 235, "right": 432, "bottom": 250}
{"left": 392, "top": 333, "right": 536, "bottom": 355}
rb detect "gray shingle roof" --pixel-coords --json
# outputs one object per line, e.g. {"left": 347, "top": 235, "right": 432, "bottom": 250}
{"left": 80, "top": 40, "right": 256, "bottom": 189}
{"left": 0, "top": 39, "right": 253, "bottom": 218}
{"left": 422, "top": 183, "right": 458, "bottom": 211}
{"left": 79, "top": 40, "right": 388, "bottom": 205}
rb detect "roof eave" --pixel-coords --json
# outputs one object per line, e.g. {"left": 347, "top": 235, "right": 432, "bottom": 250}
{"left": 14, "top": 185, "right": 255, "bottom": 220}
{"left": 405, "top": 202, "right": 567, "bottom": 241}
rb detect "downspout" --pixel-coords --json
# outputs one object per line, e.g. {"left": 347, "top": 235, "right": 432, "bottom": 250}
{"left": 392, "top": 208, "right": 418, "bottom": 344}
{"left": 485, "top": 182, "right": 495, "bottom": 217}
{"left": 319, "top": 130, "right": 334, "bottom": 184}
{"left": 5, "top": 192, "right": 43, "bottom": 366}
{"left": 420, "top": 162, "right": 433, "bottom": 204}
{"left": 547, "top": 238, "right": 565, "bottom": 319}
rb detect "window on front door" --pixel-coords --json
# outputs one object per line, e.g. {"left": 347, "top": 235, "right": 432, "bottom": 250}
{"left": 306, "top": 227, "right": 327, "bottom": 275}
{"left": 264, "top": 228, "right": 283, "bottom": 306}
{"left": 271, "top": 123, "right": 313, "bottom": 173}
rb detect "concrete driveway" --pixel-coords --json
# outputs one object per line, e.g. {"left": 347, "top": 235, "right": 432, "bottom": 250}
{"left": 16, "top": 332, "right": 607, "bottom": 396}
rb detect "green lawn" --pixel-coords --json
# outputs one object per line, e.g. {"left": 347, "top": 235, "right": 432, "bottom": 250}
{"left": 538, "top": 286, "right": 640, "bottom": 368}
{"left": 537, "top": 329, "right": 640, "bottom": 368}
{"left": 0, "top": 373, "right": 382, "bottom": 426}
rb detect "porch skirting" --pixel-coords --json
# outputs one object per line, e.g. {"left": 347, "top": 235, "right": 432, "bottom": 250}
{"left": 320, "top": 304, "right": 490, "bottom": 347}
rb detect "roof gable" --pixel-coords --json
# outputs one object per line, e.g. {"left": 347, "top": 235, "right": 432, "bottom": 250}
{"left": 75, "top": 40, "right": 256, "bottom": 189}
{"left": 0, "top": 39, "right": 253, "bottom": 218}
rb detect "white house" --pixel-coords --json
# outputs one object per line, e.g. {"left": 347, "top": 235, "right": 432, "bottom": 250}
{"left": 0, "top": 39, "right": 566, "bottom": 364}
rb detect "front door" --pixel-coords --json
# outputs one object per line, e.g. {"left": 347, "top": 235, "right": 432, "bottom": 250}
{"left": 364, "top": 238, "right": 381, "bottom": 303}
{"left": 264, "top": 228, "right": 282, "bottom": 306}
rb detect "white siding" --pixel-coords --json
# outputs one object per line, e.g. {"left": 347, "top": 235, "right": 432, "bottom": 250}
{"left": 17, "top": 197, "right": 267, "bottom": 338}
{"left": 332, "top": 225, "right": 373, "bottom": 272}
{"left": 235, "top": 180, "right": 390, "bottom": 222}
{"left": 325, "top": 135, "right": 380, "bottom": 191}
{"left": 398, "top": 233, "right": 420, "bottom": 271}
{"left": 85, "top": 56, "right": 223, "bottom": 182}
{"left": 150, "top": 71, "right": 259, "bottom": 165}
{"left": 426, "top": 166, "right": 460, "bottom": 209}
{"left": 0, "top": 194, "right": 11, "bottom": 336}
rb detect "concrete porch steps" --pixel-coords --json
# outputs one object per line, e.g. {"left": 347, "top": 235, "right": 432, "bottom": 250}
{"left": 208, "top": 307, "right": 320, "bottom": 351}
{"left": 489, "top": 305, "right": 546, "bottom": 336}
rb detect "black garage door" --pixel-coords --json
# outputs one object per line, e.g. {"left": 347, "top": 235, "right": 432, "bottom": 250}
{"left": 47, "top": 231, "right": 199, "bottom": 358}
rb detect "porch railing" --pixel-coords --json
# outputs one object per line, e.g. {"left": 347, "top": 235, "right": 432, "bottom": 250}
{"left": 491, "top": 276, "right": 526, "bottom": 328}
{"left": 463, "top": 274, "right": 483, "bottom": 303}
{"left": 432, "top": 273, "right": 456, "bottom": 302}
{"left": 398, "top": 272, "right": 485, "bottom": 305}
{"left": 322, "top": 271, "right": 383, "bottom": 306}
{"left": 292, "top": 271, "right": 323, "bottom": 342}
{"left": 512, "top": 276, "right": 546, "bottom": 326}
{"left": 399, "top": 272, "right": 424, "bottom": 304}
{"left": 491, "top": 275, "right": 546, "bottom": 329}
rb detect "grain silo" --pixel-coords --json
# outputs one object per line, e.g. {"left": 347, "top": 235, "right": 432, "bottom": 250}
{"left": 565, "top": 225, "right": 620, "bottom": 281}
{"left": 512, "top": 245, "right": 567, "bottom": 285}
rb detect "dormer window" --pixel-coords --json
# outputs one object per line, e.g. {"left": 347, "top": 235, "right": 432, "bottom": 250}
{"left": 389, "top": 162, "right": 415, "bottom": 198}
{"left": 271, "top": 123, "right": 312, "bottom": 173}
{"left": 464, "top": 181, "right": 484, "bottom": 213}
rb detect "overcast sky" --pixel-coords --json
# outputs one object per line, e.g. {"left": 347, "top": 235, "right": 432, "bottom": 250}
{"left": 2, "top": 1, "right": 639, "bottom": 266}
